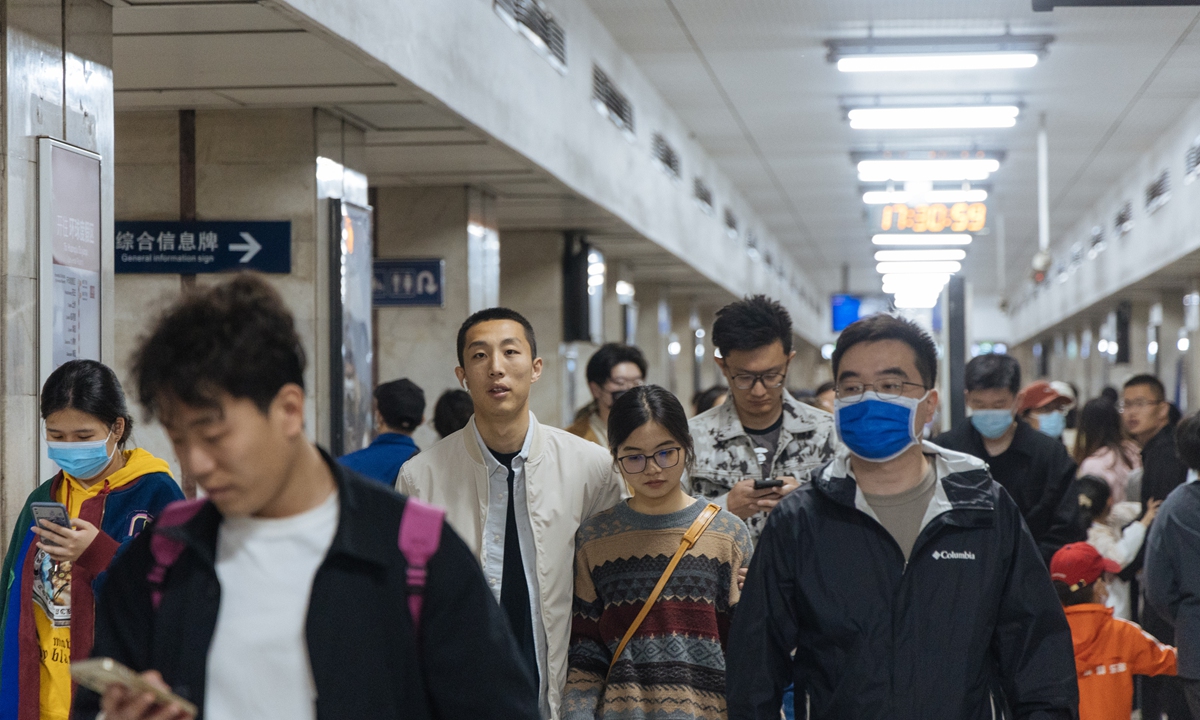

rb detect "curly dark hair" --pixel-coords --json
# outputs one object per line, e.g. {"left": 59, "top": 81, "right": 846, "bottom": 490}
{"left": 712, "top": 295, "right": 793, "bottom": 357}
{"left": 131, "top": 272, "right": 306, "bottom": 418}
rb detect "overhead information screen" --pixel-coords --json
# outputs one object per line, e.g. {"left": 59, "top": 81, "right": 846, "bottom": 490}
{"left": 874, "top": 202, "right": 988, "bottom": 234}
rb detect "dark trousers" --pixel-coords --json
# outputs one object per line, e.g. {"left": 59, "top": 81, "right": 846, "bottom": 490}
{"left": 1187, "top": 679, "right": 1200, "bottom": 718}
{"left": 1141, "top": 602, "right": 1194, "bottom": 719}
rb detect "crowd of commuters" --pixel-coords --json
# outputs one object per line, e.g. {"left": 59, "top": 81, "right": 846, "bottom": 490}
{"left": 6, "top": 273, "right": 1200, "bottom": 720}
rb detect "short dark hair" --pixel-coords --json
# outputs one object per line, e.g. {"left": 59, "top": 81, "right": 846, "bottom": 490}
{"left": 815, "top": 380, "right": 836, "bottom": 396}
{"left": 692, "top": 385, "right": 728, "bottom": 415}
{"left": 41, "top": 359, "right": 135, "bottom": 448}
{"left": 608, "top": 385, "right": 694, "bottom": 468}
{"left": 1124, "top": 374, "right": 1166, "bottom": 402}
{"left": 831, "top": 314, "right": 938, "bottom": 389}
{"left": 586, "top": 343, "right": 648, "bottom": 386}
{"left": 433, "top": 389, "right": 474, "bottom": 438}
{"left": 1053, "top": 579, "right": 1097, "bottom": 607}
{"left": 131, "top": 273, "right": 306, "bottom": 419}
{"left": 712, "top": 295, "right": 793, "bottom": 358}
{"left": 965, "top": 354, "right": 1021, "bottom": 395}
{"left": 456, "top": 307, "right": 537, "bottom": 367}
{"left": 1100, "top": 387, "right": 1119, "bottom": 404}
{"left": 374, "top": 378, "right": 425, "bottom": 432}
{"left": 1176, "top": 411, "right": 1200, "bottom": 472}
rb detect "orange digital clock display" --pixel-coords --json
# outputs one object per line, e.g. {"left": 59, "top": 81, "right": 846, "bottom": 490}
{"left": 879, "top": 203, "right": 987, "bottom": 233}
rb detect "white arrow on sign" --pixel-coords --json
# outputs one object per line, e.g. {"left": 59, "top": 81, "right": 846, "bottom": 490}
{"left": 228, "top": 232, "right": 262, "bottom": 264}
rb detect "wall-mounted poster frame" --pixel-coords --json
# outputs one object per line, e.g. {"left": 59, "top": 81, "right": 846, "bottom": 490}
{"left": 38, "top": 138, "right": 104, "bottom": 481}
{"left": 328, "top": 198, "right": 375, "bottom": 458}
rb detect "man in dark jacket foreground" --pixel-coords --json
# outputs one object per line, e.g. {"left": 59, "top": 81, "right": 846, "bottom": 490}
{"left": 75, "top": 274, "right": 538, "bottom": 720}
{"left": 1146, "top": 411, "right": 1200, "bottom": 716}
{"left": 726, "top": 314, "right": 1077, "bottom": 720}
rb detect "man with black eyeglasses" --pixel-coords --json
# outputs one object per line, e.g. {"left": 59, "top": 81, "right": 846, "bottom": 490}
{"left": 688, "top": 295, "right": 839, "bottom": 544}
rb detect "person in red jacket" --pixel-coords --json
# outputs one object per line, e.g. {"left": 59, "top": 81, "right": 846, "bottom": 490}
{"left": 1051, "top": 542, "right": 1177, "bottom": 720}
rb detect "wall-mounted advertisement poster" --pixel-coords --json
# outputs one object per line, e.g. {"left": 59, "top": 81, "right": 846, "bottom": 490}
{"left": 329, "top": 199, "right": 374, "bottom": 457}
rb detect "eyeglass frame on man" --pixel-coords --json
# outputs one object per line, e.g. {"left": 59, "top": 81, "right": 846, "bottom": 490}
{"left": 728, "top": 369, "right": 788, "bottom": 391}
{"left": 616, "top": 447, "right": 682, "bottom": 474}
{"left": 1118, "top": 398, "right": 1163, "bottom": 413}
{"left": 835, "top": 379, "right": 929, "bottom": 404}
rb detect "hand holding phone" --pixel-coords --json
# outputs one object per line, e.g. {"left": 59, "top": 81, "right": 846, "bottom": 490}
{"left": 30, "top": 502, "right": 70, "bottom": 547}
{"left": 72, "top": 658, "right": 197, "bottom": 720}
{"left": 753, "top": 477, "right": 784, "bottom": 490}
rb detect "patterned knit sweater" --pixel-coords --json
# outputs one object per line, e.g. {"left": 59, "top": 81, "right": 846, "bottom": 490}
{"left": 563, "top": 500, "right": 752, "bottom": 720}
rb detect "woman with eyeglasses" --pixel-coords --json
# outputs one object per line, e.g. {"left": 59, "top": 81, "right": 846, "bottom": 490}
{"left": 562, "top": 385, "right": 752, "bottom": 720}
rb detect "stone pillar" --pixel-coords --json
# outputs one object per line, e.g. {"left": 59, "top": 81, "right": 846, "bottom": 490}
{"left": 499, "top": 231, "right": 564, "bottom": 426}
{"left": 2, "top": 0, "right": 115, "bottom": 544}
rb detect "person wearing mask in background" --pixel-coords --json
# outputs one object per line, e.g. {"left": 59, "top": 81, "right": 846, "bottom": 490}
{"left": 1074, "top": 397, "right": 1142, "bottom": 502}
{"left": 338, "top": 378, "right": 424, "bottom": 485}
{"left": 1146, "top": 410, "right": 1200, "bottom": 717}
{"left": 0, "top": 360, "right": 184, "bottom": 720}
{"left": 1073, "top": 475, "right": 1159, "bottom": 619}
{"left": 812, "top": 380, "right": 835, "bottom": 413}
{"left": 726, "top": 314, "right": 1077, "bottom": 719}
{"left": 563, "top": 386, "right": 751, "bottom": 720}
{"left": 1051, "top": 542, "right": 1177, "bottom": 720}
{"left": 934, "top": 355, "right": 1078, "bottom": 555}
{"left": 692, "top": 385, "right": 728, "bottom": 416}
{"left": 81, "top": 275, "right": 538, "bottom": 720}
{"left": 1121, "top": 373, "right": 1193, "bottom": 720}
{"left": 1020, "top": 381, "right": 1075, "bottom": 442}
{"left": 432, "top": 388, "right": 474, "bottom": 439}
{"left": 567, "top": 343, "right": 647, "bottom": 447}
{"left": 399, "top": 308, "right": 624, "bottom": 720}
{"left": 689, "top": 295, "right": 838, "bottom": 545}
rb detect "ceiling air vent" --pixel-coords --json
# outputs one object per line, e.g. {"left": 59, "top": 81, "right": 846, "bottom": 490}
{"left": 1187, "top": 135, "right": 1200, "bottom": 184}
{"left": 1145, "top": 170, "right": 1171, "bottom": 214}
{"left": 651, "top": 133, "right": 681, "bottom": 179}
{"left": 746, "top": 230, "right": 761, "bottom": 259}
{"left": 494, "top": 0, "right": 567, "bottom": 73}
{"left": 1087, "top": 225, "right": 1106, "bottom": 259}
{"left": 693, "top": 178, "right": 714, "bottom": 214}
{"left": 592, "top": 66, "right": 635, "bottom": 138}
{"left": 1114, "top": 202, "right": 1133, "bottom": 236}
{"left": 724, "top": 208, "right": 739, "bottom": 239}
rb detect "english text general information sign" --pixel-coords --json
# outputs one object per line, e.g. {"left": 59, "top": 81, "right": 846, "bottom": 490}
{"left": 114, "top": 221, "right": 291, "bottom": 274}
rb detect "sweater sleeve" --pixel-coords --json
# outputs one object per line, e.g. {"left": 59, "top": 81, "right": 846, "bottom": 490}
{"left": 1120, "top": 620, "right": 1177, "bottom": 677}
{"left": 563, "top": 543, "right": 607, "bottom": 720}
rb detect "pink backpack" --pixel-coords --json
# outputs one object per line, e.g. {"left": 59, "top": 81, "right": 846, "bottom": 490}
{"left": 147, "top": 497, "right": 446, "bottom": 634}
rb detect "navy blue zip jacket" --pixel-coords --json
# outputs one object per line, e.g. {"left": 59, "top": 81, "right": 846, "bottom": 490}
{"left": 73, "top": 450, "right": 539, "bottom": 720}
{"left": 726, "top": 442, "right": 1078, "bottom": 720}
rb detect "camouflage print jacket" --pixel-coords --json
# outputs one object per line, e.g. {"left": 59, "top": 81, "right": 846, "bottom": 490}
{"left": 687, "top": 392, "right": 839, "bottom": 544}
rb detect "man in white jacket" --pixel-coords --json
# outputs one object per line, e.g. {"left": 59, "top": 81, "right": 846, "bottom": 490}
{"left": 398, "top": 308, "right": 623, "bottom": 720}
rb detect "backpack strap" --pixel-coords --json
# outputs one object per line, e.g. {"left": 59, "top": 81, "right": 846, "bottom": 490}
{"left": 147, "top": 499, "right": 207, "bottom": 611}
{"left": 398, "top": 498, "right": 445, "bottom": 636}
{"left": 607, "top": 503, "right": 721, "bottom": 674}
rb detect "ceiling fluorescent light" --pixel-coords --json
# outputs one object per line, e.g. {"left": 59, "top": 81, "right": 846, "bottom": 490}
{"left": 875, "top": 249, "right": 966, "bottom": 262}
{"left": 863, "top": 189, "right": 988, "bottom": 204}
{"left": 881, "top": 272, "right": 951, "bottom": 287}
{"left": 838, "top": 53, "right": 1038, "bottom": 73}
{"left": 873, "top": 234, "right": 972, "bottom": 246}
{"left": 848, "top": 106, "right": 1020, "bottom": 130}
{"left": 876, "top": 261, "right": 962, "bottom": 274}
{"left": 858, "top": 159, "right": 1000, "bottom": 182}
{"left": 892, "top": 292, "right": 942, "bottom": 309}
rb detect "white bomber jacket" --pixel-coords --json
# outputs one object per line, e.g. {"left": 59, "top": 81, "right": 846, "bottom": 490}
{"left": 397, "top": 413, "right": 623, "bottom": 720}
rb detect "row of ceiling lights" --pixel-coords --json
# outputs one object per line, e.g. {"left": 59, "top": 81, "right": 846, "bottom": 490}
{"left": 826, "top": 33, "right": 1053, "bottom": 309}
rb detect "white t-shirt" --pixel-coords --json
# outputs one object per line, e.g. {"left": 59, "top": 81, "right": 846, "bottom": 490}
{"left": 204, "top": 492, "right": 339, "bottom": 720}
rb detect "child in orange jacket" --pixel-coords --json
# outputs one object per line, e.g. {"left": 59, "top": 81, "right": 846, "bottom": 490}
{"left": 1051, "top": 542, "right": 1177, "bottom": 720}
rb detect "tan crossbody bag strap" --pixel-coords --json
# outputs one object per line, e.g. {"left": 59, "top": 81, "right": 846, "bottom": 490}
{"left": 606, "top": 502, "right": 722, "bottom": 675}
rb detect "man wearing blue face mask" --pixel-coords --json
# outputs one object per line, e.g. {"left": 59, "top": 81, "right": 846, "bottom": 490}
{"left": 934, "top": 358, "right": 1079, "bottom": 558}
{"left": 727, "top": 314, "right": 1077, "bottom": 720}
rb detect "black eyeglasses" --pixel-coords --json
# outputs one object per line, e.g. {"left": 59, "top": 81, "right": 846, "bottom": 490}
{"left": 835, "top": 380, "right": 928, "bottom": 403}
{"left": 617, "top": 447, "right": 682, "bottom": 474}
{"left": 729, "top": 371, "right": 787, "bottom": 391}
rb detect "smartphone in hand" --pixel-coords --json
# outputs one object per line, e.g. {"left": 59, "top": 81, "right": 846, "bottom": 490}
{"left": 753, "top": 477, "right": 784, "bottom": 490}
{"left": 72, "top": 658, "right": 197, "bottom": 718}
{"left": 30, "top": 502, "right": 70, "bottom": 546}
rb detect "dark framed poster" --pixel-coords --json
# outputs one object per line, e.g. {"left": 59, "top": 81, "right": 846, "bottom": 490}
{"left": 328, "top": 199, "right": 374, "bottom": 457}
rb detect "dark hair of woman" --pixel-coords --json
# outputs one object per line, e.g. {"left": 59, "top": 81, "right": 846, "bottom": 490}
{"left": 41, "top": 359, "right": 134, "bottom": 448}
{"left": 1073, "top": 397, "right": 1136, "bottom": 466}
{"left": 692, "top": 385, "right": 728, "bottom": 416}
{"left": 1074, "top": 475, "right": 1112, "bottom": 530}
{"left": 608, "top": 385, "right": 695, "bottom": 468}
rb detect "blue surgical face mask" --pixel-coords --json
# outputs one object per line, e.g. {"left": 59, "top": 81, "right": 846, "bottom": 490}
{"left": 1036, "top": 410, "right": 1066, "bottom": 438}
{"left": 969, "top": 409, "right": 1015, "bottom": 440}
{"left": 834, "top": 391, "right": 928, "bottom": 463}
{"left": 47, "top": 431, "right": 115, "bottom": 480}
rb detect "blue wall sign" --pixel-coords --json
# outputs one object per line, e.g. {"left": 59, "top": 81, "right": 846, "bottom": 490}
{"left": 373, "top": 259, "right": 444, "bottom": 307}
{"left": 114, "top": 221, "right": 291, "bottom": 274}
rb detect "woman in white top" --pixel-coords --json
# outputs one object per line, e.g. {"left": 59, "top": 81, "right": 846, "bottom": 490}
{"left": 1075, "top": 475, "right": 1161, "bottom": 619}
{"left": 1074, "top": 398, "right": 1142, "bottom": 501}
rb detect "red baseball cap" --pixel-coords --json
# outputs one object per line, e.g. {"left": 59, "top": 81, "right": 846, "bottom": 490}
{"left": 1050, "top": 542, "right": 1120, "bottom": 592}
{"left": 1018, "top": 381, "right": 1069, "bottom": 414}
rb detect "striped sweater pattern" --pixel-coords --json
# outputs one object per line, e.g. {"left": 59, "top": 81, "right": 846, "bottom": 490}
{"left": 563, "top": 500, "right": 752, "bottom": 720}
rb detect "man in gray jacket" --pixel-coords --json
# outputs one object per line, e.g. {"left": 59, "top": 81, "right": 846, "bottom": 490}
{"left": 688, "top": 295, "right": 839, "bottom": 543}
{"left": 1146, "top": 410, "right": 1200, "bottom": 715}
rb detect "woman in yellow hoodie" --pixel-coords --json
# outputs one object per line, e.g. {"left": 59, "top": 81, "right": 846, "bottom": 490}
{"left": 0, "top": 359, "right": 184, "bottom": 720}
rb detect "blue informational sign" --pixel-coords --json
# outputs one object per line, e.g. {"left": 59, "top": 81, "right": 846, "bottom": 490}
{"left": 373, "top": 258, "right": 444, "bottom": 307}
{"left": 114, "top": 221, "right": 291, "bottom": 274}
